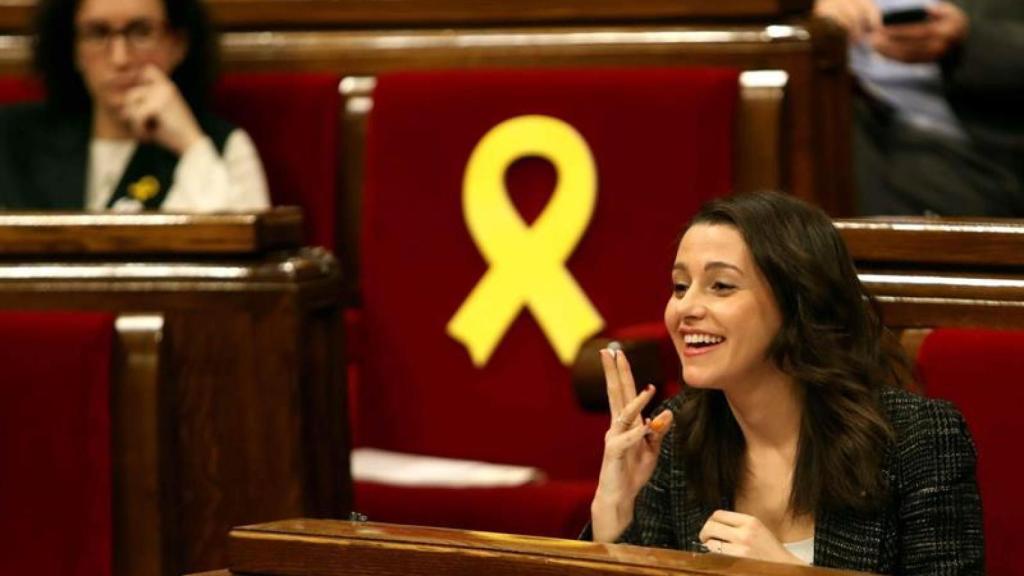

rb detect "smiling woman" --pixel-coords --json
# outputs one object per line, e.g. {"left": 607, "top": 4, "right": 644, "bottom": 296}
{"left": 0, "top": 0, "right": 269, "bottom": 212}
{"left": 587, "top": 191, "right": 984, "bottom": 575}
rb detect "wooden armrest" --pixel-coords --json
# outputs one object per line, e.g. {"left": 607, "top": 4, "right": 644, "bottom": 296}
{"left": 571, "top": 335, "right": 666, "bottom": 412}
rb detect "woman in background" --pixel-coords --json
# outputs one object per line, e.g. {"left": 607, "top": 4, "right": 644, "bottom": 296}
{"left": 0, "top": 0, "right": 268, "bottom": 211}
{"left": 589, "top": 192, "right": 983, "bottom": 574}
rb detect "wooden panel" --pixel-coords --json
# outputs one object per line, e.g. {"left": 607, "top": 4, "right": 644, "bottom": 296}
{"left": 0, "top": 208, "right": 303, "bottom": 255}
{"left": 838, "top": 218, "right": 1024, "bottom": 268}
{"left": 0, "top": 215, "right": 349, "bottom": 574}
{"left": 834, "top": 217, "right": 1024, "bottom": 331}
{"left": 222, "top": 519, "right": 870, "bottom": 576}
{"left": 111, "top": 315, "right": 176, "bottom": 576}
{"left": 206, "top": 0, "right": 816, "bottom": 29}
{"left": 0, "top": 0, "right": 814, "bottom": 33}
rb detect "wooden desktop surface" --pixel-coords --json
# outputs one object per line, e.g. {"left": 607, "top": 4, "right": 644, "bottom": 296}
{"left": 199, "top": 518, "right": 870, "bottom": 576}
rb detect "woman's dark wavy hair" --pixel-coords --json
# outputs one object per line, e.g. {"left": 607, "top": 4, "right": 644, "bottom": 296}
{"left": 32, "top": 0, "right": 218, "bottom": 114}
{"left": 678, "top": 191, "right": 911, "bottom": 515}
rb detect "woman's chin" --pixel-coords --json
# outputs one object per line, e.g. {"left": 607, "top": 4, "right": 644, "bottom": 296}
{"left": 682, "top": 372, "right": 714, "bottom": 390}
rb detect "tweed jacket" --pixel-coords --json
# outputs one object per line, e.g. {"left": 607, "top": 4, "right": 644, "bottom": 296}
{"left": 613, "top": 388, "right": 984, "bottom": 575}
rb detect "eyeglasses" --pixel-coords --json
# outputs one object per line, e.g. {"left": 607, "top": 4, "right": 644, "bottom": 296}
{"left": 76, "top": 20, "right": 168, "bottom": 53}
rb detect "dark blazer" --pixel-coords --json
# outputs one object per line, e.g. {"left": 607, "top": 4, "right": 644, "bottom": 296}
{"left": 608, "top": 388, "right": 984, "bottom": 575}
{"left": 0, "top": 102, "right": 233, "bottom": 210}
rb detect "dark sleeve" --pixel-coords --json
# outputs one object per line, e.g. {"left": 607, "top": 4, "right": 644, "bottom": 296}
{"left": 897, "top": 399, "right": 985, "bottom": 575}
{"left": 614, "top": 411, "right": 678, "bottom": 548}
{"left": 943, "top": 0, "right": 1024, "bottom": 99}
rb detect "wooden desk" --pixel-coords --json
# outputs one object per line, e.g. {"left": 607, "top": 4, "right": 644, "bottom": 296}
{"left": 186, "top": 519, "right": 869, "bottom": 576}
{"left": 0, "top": 208, "right": 349, "bottom": 575}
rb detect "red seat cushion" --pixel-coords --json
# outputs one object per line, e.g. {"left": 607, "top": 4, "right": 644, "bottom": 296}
{"left": 0, "top": 311, "right": 114, "bottom": 576}
{"left": 917, "top": 328, "right": 1024, "bottom": 576}
{"left": 355, "top": 67, "right": 738, "bottom": 534}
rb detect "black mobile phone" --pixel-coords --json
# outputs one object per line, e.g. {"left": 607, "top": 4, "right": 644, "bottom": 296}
{"left": 882, "top": 7, "right": 929, "bottom": 25}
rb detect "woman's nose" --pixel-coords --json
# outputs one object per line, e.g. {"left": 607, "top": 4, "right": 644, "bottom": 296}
{"left": 667, "top": 289, "right": 708, "bottom": 319}
{"left": 109, "top": 36, "right": 130, "bottom": 65}
{"left": 672, "top": 290, "right": 707, "bottom": 321}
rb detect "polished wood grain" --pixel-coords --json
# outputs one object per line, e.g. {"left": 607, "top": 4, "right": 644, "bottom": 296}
{"left": 0, "top": 0, "right": 814, "bottom": 33}
{"left": 0, "top": 212, "right": 349, "bottom": 574}
{"left": 219, "top": 519, "right": 869, "bottom": 576}
{"left": 112, "top": 315, "right": 176, "bottom": 576}
{"left": 838, "top": 218, "right": 1024, "bottom": 267}
{"left": 0, "top": 208, "right": 303, "bottom": 255}
{"left": 836, "top": 217, "right": 1024, "bottom": 330}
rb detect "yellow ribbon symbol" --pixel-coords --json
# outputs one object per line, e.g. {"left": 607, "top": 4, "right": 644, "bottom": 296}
{"left": 447, "top": 115, "right": 605, "bottom": 367}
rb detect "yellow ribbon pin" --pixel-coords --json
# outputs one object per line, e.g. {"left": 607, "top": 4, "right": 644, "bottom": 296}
{"left": 128, "top": 175, "right": 160, "bottom": 202}
{"left": 447, "top": 115, "right": 605, "bottom": 366}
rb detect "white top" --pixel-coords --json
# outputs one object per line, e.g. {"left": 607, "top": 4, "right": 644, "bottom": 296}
{"left": 783, "top": 536, "right": 815, "bottom": 565}
{"left": 86, "top": 129, "right": 270, "bottom": 212}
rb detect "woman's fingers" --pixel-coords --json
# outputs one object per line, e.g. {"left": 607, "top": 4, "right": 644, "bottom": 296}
{"left": 647, "top": 409, "right": 673, "bottom": 439}
{"left": 601, "top": 348, "right": 625, "bottom": 421}
{"left": 699, "top": 510, "right": 745, "bottom": 544}
{"left": 612, "top": 383, "right": 655, "bottom": 433}
{"left": 613, "top": 347, "right": 639, "bottom": 413}
{"left": 607, "top": 414, "right": 652, "bottom": 453}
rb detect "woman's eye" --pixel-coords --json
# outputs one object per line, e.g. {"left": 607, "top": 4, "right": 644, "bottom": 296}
{"left": 672, "top": 282, "right": 689, "bottom": 296}
{"left": 711, "top": 281, "right": 736, "bottom": 292}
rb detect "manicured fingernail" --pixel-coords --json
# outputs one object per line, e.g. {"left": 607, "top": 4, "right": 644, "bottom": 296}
{"left": 608, "top": 340, "right": 622, "bottom": 352}
{"left": 650, "top": 417, "right": 667, "bottom": 433}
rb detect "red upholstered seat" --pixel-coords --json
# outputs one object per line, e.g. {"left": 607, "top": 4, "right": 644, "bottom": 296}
{"left": 354, "top": 68, "right": 739, "bottom": 536}
{"left": 0, "top": 72, "right": 341, "bottom": 248}
{"left": 916, "top": 328, "right": 1024, "bottom": 576}
{"left": 0, "top": 311, "right": 115, "bottom": 576}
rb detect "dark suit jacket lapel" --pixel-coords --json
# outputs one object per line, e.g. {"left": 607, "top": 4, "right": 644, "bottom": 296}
{"left": 30, "top": 112, "right": 89, "bottom": 209}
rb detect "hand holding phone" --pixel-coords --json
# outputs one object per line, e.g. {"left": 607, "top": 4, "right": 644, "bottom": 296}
{"left": 873, "top": 2, "right": 968, "bottom": 62}
{"left": 882, "top": 7, "right": 929, "bottom": 26}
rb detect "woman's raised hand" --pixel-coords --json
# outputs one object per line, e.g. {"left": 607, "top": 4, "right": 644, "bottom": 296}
{"left": 119, "top": 65, "right": 204, "bottom": 156}
{"left": 590, "top": 347, "right": 673, "bottom": 543}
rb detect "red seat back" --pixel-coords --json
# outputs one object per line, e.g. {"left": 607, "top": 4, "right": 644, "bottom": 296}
{"left": 357, "top": 68, "right": 739, "bottom": 479}
{"left": 214, "top": 72, "right": 341, "bottom": 248}
{"left": 0, "top": 311, "right": 115, "bottom": 576}
{"left": 917, "top": 328, "right": 1024, "bottom": 576}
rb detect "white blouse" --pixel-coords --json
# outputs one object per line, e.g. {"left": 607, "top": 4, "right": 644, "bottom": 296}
{"left": 784, "top": 536, "right": 815, "bottom": 565}
{"left": 86, "top": 129, "right": 270, "bottom": 212}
